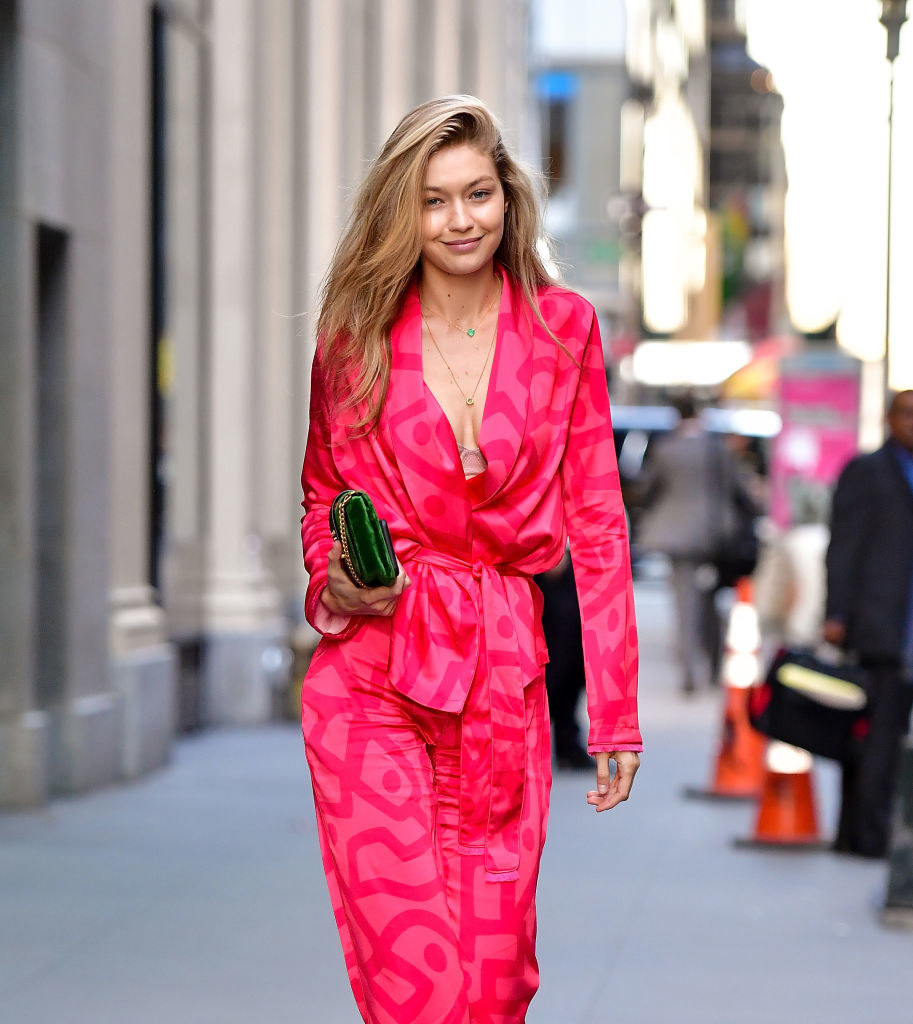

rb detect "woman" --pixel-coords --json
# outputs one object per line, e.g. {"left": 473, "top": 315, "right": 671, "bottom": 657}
{"left": 300, "top": 96, "right": 641, "bottom": 1024}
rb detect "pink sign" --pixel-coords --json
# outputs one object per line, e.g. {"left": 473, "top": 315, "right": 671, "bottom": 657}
{"left": 770, "top": 353, "right": 861, "bottom": 528}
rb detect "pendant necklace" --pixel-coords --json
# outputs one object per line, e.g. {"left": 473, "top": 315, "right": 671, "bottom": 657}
{"left": 423, "top": 312, "right": 498, "bottom": 407}
{"left": 420, "top": 281, "right": 500, "bottom": 338}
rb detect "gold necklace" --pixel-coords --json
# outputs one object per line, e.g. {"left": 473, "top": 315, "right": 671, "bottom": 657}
{"left": 420, "top": 281, "right": 500, "bottom": 337}
{"left": 423, "top": 313, "right": 497, "bottom": 407}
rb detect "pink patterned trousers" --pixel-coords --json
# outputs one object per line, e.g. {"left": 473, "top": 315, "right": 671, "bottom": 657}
{"left": 301, "top": 623, "right": 552, "bottom": 1024}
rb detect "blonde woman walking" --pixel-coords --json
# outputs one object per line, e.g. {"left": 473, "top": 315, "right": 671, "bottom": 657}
{"left": 299, "top": 96, "right": 641, "bottom": 1024}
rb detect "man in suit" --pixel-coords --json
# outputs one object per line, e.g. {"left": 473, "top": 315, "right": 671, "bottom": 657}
{"left": 824, "top": 389, "right": 913, "bottom": 858}
{"left": 637, "top": 395, "right": 756, "bottom": 693}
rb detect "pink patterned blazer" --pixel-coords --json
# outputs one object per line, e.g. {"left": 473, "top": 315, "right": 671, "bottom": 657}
{"left": 301, "top": 268, "right": 641, "bottom": 880}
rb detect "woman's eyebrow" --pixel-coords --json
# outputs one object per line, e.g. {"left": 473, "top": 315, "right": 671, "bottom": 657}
{"left": 423, "top": 176, "right": 496, "bottom": 192}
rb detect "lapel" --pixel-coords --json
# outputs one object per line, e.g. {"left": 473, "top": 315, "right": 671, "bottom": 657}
{"left": 472, "top": 267, "right": 533, "bottom": 507}
{"left": 881, "top": 443, "right": 913, "bottom": 516}
{"left": 385, "top": 281, "right": 472, "bottom": 547}
{"left": 385, "top": 268, "right": 534, "bottom": 524}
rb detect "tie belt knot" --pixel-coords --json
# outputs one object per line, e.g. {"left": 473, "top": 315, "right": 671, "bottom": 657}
{"left": 399, "top": 544, "right": 532, "bottom": 882}
{"left": 406, "top": 547, "right": 531, "bottom": 583}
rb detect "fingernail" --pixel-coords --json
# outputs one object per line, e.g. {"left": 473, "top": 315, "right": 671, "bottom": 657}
{"left": 598, "top": 784, "right": 608, "bottom": 795}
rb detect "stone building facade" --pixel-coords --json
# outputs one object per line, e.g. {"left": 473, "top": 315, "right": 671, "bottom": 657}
{"left": 0, "top": 0, "right": 531, "bottom": 807}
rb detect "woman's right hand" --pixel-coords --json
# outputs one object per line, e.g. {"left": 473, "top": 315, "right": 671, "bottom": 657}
{"left": 320, "top": 541, "right": 410, "bottom": 618}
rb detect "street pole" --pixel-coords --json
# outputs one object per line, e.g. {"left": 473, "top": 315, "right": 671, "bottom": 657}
{"left": 884, "top": 59, "right": 895, "bottom": 417}
{"left": 880, "top": 0, "right": 907, "bottom": 431}
{"left": 878, "top": 0, "right": 913, "bottom": 931}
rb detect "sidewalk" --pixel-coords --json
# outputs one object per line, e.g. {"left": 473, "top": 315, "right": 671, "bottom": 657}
{"left": 1, "top": 581, "right": 910, "bottom": 1023}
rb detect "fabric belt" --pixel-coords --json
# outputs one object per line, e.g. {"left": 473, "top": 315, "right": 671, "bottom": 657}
{"left": 398, "top": 547, "right": 535, "bottom": 883}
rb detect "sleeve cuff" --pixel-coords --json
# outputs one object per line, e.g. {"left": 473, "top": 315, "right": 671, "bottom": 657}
{"left": 588, "top": 744, "right": 643, "bottom": 755}
{"left": 305, "top": 578, "right": 358, "bottom": 639}
{"left": 311, "top": 599, "right": 354, "bottom": 637}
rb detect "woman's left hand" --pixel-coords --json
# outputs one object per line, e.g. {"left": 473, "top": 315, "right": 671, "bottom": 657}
{"left": 586, "top": 751, "right": 640, "bottom": 812}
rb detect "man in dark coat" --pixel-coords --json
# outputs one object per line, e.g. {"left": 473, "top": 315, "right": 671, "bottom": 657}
{"left": 824, "top": 389, "right": 913, "bottom": 857}
{"left": 535, "top": 553, "right": 591, "bottom": 769}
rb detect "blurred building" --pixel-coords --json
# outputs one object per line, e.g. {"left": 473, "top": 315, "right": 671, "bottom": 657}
{"left": 0, "top": 0, "right": 531, "bottom": 808}
{"left": 624, "top": 0, "right": 713, "bottom": 339}
{"left": 617, "top": 0, "right": 786, "bottom": 397}
{"left": 531, "top": 0, "right": 631, "bottom": 323}
{"left": 707, "top": 0, "right": 786, "bottom": 342}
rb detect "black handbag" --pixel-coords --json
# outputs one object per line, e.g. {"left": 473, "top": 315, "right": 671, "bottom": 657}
{"left": 708, "top": 439, "right": 759, "bottom": 588}
{"left": 713, "top": 507, "right": 759, "bottom": 589}
{"left": 749, "top": 647, "right": 869, "bottom": 762}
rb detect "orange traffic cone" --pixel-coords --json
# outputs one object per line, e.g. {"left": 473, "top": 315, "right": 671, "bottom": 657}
{"left": 684, "top": 578, "right": 766, "bottom": 801}
{"left": 735, "top": 741, "right": 827, "bottom": 849}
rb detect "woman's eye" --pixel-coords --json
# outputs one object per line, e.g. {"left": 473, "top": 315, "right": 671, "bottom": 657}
{"left": 425, "top": 197, "right": 442, "bottom": 208}
{"left": 471, "top": 190, "right": 491, "bottom": 200}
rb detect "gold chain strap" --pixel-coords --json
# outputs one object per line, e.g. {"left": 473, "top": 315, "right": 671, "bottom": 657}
{"left": 336, "top": 493, "right": 367, "bottom": 588}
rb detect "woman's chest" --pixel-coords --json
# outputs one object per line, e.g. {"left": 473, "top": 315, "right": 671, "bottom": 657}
{"left": 421, "top": 335, "right": 492, "bottom": 449}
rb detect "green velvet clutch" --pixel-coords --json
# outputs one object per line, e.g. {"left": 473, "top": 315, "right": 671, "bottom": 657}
{"left": 328, "top": 490, "right": 398, "bottom": 589}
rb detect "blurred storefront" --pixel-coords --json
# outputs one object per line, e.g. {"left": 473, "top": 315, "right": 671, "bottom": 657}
{"left": 0, "top": 0, "right": 531, "bottom": 807}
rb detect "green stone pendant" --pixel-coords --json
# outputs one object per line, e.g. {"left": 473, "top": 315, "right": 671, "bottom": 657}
{"left": 467, "top": 328, "right": 475, "bottom": 337}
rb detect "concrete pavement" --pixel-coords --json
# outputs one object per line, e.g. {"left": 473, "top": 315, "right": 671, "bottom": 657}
{"left": 1, "top": 580, "right": 910, "bottom": 1023}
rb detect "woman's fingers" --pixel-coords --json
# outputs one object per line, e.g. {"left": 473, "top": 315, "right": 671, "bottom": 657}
{"left": 359, "top": 561, "right": 410, "bottom": 616}
{"left": 586, "top": 751, "right": 640, "bottom": 812}
{"left": 391, "top": 562, "right": 411, "bottom": 595}
{"left": 325, "top": 544, "right": 411, "bottom": 617}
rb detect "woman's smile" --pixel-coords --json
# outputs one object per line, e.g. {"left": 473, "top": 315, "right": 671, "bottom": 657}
{"left": 443, "top": 237, "right": 483, "bottom": 251}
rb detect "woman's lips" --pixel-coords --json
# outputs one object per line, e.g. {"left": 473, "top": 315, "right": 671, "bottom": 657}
{"left": 443, "top": 237, "right": 482, "bottom": 252}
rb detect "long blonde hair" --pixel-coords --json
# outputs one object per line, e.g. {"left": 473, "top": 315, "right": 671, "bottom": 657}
{"left": 316, "top": 95, "right": 555, "bottom": 429}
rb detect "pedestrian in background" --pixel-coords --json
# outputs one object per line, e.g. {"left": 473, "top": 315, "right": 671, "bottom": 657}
{"left": 637, "top": 394, "right": 759, "bottom": 694}
{"left": 824, "top": 389, "right": 913, "bottom": 859}
{"left": 298, "top": 96, "right": 641, "bottom": 1024}
{"left": 754, "top": 492, "right": 829, "bottom": 653}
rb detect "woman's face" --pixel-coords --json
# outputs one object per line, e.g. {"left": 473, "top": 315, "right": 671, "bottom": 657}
{"left": 420, "top": 144, "right": 506, "bottom": 279}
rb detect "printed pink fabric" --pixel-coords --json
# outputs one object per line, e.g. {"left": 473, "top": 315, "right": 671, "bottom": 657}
{"left": 300, "top": 269, "right": 641, "bottom": 1020}
{"left": 301, "top": 269, "right": 641, "bottom": 751}
{"left": 302, "top": 621, "right": 551, "bottom": 1024}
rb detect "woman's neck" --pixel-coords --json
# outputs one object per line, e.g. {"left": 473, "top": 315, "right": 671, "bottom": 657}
{"left": 419, "top": 265, "right": 500, "bottom": 323}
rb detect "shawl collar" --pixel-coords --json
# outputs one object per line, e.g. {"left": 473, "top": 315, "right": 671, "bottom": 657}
{"left": 386, "top": 283, "right": 472, "bottom": 551}
{"left": 385, "top": 268, "right": 533, "bottom": 532}
{"left": 474, "top": 267, "right": 533, "bottom": 507}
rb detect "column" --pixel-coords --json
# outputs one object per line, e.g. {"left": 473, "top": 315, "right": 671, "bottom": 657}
{"left": 304, "top": 0, "right": 346, "bottom": 296}
{"left": 161, "top": 5, "right": 207, "bottom": 661}
{"left": 0, "top": 4, "right": 48, "bottom": 805}
{"left": 430, "top": 0, "right": 462, "bottom": 98}
{"left": 473, "top": 0, "right": 503, "bottom": 110}
{"left": 254, "top": 0, "right": 300, "bottom": 608}
{"left": 107, "top": 0, "right": 176, "bottom": 778}
{"left": 377, "top": 0, "right": 416, "bottom": 142}
{"left": 16, "top": 8, "right": 124, "bottom": 796}
{"left": 201, "top": 0, "right": 285, "bottom": 724}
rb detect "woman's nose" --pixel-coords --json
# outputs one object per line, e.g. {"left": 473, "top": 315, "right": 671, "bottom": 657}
{"left": 449, "top": 200, "right": 472, "bottom": 230}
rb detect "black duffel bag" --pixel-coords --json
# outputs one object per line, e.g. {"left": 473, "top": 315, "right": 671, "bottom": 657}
{"left": 749, "top": 647, "right": 869, "bottom": 762}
